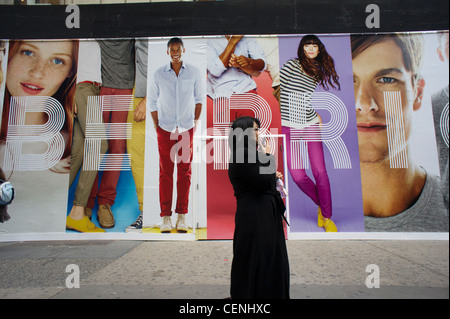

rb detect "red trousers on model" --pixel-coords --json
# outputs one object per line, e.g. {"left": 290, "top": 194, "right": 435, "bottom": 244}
{"left": 87, "top": 87, "right": 133, "bottom": 209}
{"left": 157, "top": 126, "right": 194, "bottom": 217}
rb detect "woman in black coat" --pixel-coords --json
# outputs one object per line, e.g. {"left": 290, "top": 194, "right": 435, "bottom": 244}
{"left": 228, "top": 116, "right": 290, "bottom": 299}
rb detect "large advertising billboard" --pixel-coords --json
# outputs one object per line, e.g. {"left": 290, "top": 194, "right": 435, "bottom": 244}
{"left": 0, "top": 32, "right": 448, "bottom": 241}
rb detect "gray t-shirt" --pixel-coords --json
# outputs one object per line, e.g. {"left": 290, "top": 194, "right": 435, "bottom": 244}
{"left": 97, "top": 39, "right": 135, "bottom": 89}
{"left": 431, "top": 85, "right": 449, "bottom": 211}
{"left": 134, "top": 39, "right": 148, "bottom": 98}
{"left": 364, "top": 172, "right": 448, "bottom": 232}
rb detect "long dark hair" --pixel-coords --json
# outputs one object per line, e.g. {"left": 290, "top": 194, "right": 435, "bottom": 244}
{"left": 228, "top": 116, "right": 260, "bottom": 164}
{"left": 297, "top": 35, "right": 340, "bottom": 90}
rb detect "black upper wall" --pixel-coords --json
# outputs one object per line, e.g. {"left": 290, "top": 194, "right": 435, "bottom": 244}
{"left": 0, "top": 0, "right": 448, "bottom": 39}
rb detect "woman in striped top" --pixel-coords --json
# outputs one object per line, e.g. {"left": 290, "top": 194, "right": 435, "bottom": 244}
{"left": 280, "top": 35, "right": 340, "bottom": 232}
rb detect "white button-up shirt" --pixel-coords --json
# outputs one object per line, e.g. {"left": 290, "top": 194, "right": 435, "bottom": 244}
{"left": 207, "top": 37, "right": 266, "bottom": 98}
{"left": 76, "top": 39, "right": 102, "bottom": 84}
{"left": 148, "top": 62, "right": 204, "bottom": 133}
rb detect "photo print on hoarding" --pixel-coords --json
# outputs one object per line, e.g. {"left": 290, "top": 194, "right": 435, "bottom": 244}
{"left": 144, "top": 36, "right": 207, "bottom": 239}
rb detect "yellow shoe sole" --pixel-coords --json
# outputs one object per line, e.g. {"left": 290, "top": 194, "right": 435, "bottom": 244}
{"left": 323, "top": 219, "right": 338, "bottom": 232}
{"left": 66, "top": 216, "right": 105, "bottom": 233}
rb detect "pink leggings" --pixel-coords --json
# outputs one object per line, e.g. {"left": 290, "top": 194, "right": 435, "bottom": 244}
{"left": 283, "top": 126, "right": 332, "bottom": 218}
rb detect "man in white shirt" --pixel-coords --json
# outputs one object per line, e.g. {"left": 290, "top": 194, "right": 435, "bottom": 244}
{"left": 148, "top": 37, "right": 204, "bottom": 233}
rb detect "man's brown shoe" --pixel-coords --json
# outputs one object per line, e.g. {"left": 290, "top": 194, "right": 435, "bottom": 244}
{"left": 97, "top": 204, "right": 115, "bottom": 229}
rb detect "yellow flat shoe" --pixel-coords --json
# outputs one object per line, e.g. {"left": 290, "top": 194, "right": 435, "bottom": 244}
{"left": 323, "top": 219, "right": 338, "bottom": 232}
{"left": 66, "top": 215, "right": 105, "bottom": 233}
{"left": 317, "top": 207, "right": 324, "bottom": 228}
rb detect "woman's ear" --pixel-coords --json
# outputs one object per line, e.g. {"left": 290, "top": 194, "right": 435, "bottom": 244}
{"left": 413, "top": 77, "right": 425, "bottom": 112}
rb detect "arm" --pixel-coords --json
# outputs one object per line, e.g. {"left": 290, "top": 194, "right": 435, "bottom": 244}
{"left": 194, "top": 103, "right": 202, "bottom": 121}
{"left": 194, "top": 103, "right": 202, "bottom": 130}
{"left": 229, "top": 37, "right": 266, "bottom": 76}
{"left": 230, "top": 154, "right": 277, "bottom": 193}
{"left": 134, "top": 96, "right": 147, "bottom": 122}
{"left": 280, "top": 60, "right": 299, "bottom": 84}
{"left": 207, "top": 36, "right": 242, "bottom": 78}
{"left": 151, "top": 111, "right": 158, "bottom": 131}
{"left": 219, "top": 36, "right": 242, "bottom": 68}
{"left": 229, "top": 54, "right": 265, "bottom": 76}
{"left": 193, "top": 66, "right": 204, "bottom": 130}
{"left": 148, "top": 71, "right": 160, "bottom": 115}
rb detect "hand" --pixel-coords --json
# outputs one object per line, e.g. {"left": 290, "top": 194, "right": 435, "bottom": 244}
{"left": 229, "top": 54, "right": 249, "bottom": 69}
{"left": 234, "top": 55, "right": 250, "bottom": 68}
{"left": 228, "top": 53, "right": 238, "bottom": 68}
{"left": 194, "top": 119, "right": 198, "bottom": 134}
{"left": 134, "top": 97, "right": 147, "bottom": 122}
{"left": 49, "top": 157, "right": 71, "bottom": 174}
{"left": 259, "top": 140, "right": 271, "bottom": 154}
{"left": 151, "top": 111, "right": 158, "bottom": 131}
{"left": 276, "top": 171, "right": 284, "bottom": 180}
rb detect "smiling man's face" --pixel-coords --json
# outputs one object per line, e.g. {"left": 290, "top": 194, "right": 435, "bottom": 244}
{"left": 168, "top": 42, "right": 184, "bottom": 65}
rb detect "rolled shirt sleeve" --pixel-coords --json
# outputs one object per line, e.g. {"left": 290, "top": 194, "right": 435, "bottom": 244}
{"left": 206, "top": 36, "right": 267, "bottom": 98}
{"left": 147, "top": 71, "right": 160, "bottom": 112}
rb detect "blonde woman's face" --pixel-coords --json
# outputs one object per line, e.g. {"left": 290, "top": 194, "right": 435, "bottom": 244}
{"left": 6, "top": 41, "right": 73, "bottom": 97}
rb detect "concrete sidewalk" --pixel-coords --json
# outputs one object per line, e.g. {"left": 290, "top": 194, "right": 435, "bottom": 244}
{"left": 0, "top": 239, "right": 448, "bottom": 299}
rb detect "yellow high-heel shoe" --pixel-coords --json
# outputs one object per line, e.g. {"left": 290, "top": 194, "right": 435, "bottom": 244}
{"left": 317, "top": 207, "right": 324, "bottom": 228}
{"left": 323, "top": 219, "right": 338, "bottom": 232}
{"left": 66, "top": 215, "right": 105, "bottom": 233}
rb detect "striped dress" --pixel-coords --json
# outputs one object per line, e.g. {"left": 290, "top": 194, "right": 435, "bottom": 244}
{"left": 280, "top": 59, "right": 319, "bottom": 129}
